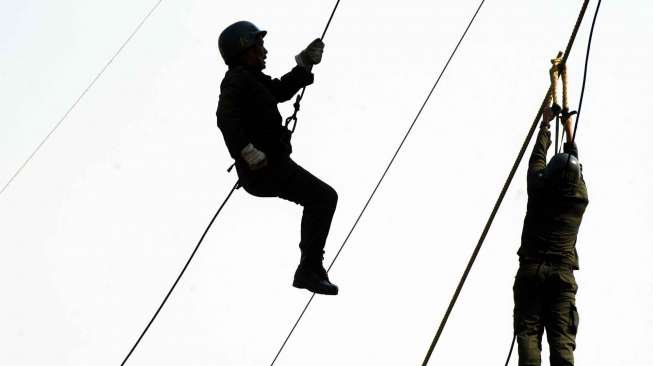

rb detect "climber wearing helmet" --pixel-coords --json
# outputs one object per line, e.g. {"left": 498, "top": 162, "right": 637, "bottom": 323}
{"left": 216, "top": 21, "right": 338, "bottom": 295}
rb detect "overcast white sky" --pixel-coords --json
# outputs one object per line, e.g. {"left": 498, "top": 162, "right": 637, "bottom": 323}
{"left": 1, "top": 0, "right": 652, "bottom": 365}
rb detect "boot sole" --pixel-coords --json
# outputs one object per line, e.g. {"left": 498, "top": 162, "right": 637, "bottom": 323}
{"left": 292, "top": 280, "right": 338, "bottom": 296}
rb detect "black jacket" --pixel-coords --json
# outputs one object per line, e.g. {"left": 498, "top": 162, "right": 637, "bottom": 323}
{"left": 216, "top": 65, "right": 313, "bottom": 162}
{"left": 518, "top": 127, "right": 589, "bottom": 269}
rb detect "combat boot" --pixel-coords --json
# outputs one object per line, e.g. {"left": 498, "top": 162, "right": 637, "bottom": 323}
{"left": 292, "top": 254, "right": 338, "bottom": 295}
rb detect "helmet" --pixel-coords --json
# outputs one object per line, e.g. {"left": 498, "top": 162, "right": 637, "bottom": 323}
{"left": 545, "top": 152, "right": 581, "bottom": 189}
{"left": 218, "top": 21, "right": 267, "bottom": 65}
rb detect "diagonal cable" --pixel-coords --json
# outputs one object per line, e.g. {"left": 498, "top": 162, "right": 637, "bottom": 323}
{"left": 571, "top": 0, "right": 602, "bottom": 143}
{"left": 270, "top": 1, "right": 487, "bottom": 364}
{"left": 420, "top": 1, "right": 592, "bottom": 365}
{"left": 119, "top": 181, "right": 239, "bottom": 365}
{"left": 0, "top": 0, "right": 164, "bottom": 197}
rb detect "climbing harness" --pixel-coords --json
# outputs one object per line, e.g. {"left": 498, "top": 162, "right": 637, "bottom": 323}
{"left": 270, "top": 1, "right": 488, "bottom": 364}
{"left": 420, "top": 1, "right": 593, "bottom": 365}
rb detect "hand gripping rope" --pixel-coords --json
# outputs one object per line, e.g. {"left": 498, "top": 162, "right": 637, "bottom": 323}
{"left": 284, "top": 1, "right": 342, "bottom": 135}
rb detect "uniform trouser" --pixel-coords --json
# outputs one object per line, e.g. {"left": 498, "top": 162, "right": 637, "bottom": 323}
{"left": 513, "top": 262, "right": 579, "bottom": 366}
{"left": 237, "top": 158, "right": 338, "bottom": 265}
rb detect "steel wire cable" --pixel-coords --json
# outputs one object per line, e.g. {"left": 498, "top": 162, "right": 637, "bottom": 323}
{"left": 284, "top": 0, "right": 342, "bottom": 133}
{"left": 119, "top": 181, "right": 239, "bottom": 365}
{"left": 270, "top": 1, "right": 487, "bottom": 364}
{"left": 572, "top": 0, "right": 602, "bottom": 143}
{"left": 420, "top": 1, "right": 592, "bottom": 365}
{"left": 0, "top": 0, "right": 165, "bottom": 198}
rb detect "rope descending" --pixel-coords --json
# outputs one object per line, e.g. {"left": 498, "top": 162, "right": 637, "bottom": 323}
{"left": 549, "top": 51, "right": 564, "bottom": 113}
{"left": 284, "top": 0, "right": 342, "bottom": 134}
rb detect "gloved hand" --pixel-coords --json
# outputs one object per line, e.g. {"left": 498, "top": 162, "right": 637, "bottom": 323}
{"left": 240, "top": 143, "right": 267, "bottom": 170}
{"left": 295, "top": 38, "right": 325, "bottom": 69}
{"left": 541, "top": 106, "right": 556, "bottom": 128}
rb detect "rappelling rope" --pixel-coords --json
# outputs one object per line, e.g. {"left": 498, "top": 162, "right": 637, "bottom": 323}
{"left": 284, "top": 0, "right": 342, "bottom": 133}
{"left": 549, "top": 52, "right": 563, "bottom": 111}
{"left": 0, "top": 0, "right": 165, "bottom": 198}
{"left": 560, "top": 59, "right": 570, "bottom": 151}
{"left": 270, "top": 1, "right": 488, "bottom": 365}
{"left": 572, "top": 0, "right": 602, "bottom": 143}
{"left": 549, "top": 52, "right": 563, "bottom": 152}
{"left": 504, "top": 334, "right": 517, "bottom": 366}
{"left": 549, "top": 52, "right": 573, "bottom": 153}
{"left": 420, "top": 1, "right": 591, "bottom": 365}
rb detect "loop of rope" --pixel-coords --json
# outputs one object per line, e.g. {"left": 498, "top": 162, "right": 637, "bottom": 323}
{"left": 549, "top": 52, "right": 563, "bottom": 112}
{"left": 549, "top": 52, "right": 563, "bottom": 152}
{"left": 420, "top": 1, "right": 592, "bottom": 365}
{"left": 561, "top": 62, "right": 569, "bottom": 111}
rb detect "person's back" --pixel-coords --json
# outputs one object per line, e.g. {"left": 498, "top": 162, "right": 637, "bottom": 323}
{"left": 513, "top": 107, "right": 589, "bottom": 366}
{"left": 520, "top": 134, "right": 589, "bottom": 269}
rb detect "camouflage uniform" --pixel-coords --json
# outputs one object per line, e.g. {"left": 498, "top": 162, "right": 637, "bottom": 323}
{"left": 514, "top": 126, "right": 588, "bottom": 366}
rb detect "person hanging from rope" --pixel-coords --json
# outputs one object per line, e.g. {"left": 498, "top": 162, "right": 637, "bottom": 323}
{"left": 216, "top": 21, "right": 338, "bottom": 295}
{"left": 513, "top": 63, "right": 589, "bottom": 365}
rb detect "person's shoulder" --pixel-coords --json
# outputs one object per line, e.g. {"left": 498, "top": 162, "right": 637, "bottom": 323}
{"left": 223, "top": 66, "right": 250, "bottom": 81}
{"left": 220, "top": 66, "right": 255, "bottom": 92}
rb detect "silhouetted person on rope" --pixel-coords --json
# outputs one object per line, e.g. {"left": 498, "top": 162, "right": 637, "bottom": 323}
{"left": 513, "top": 106, "right": 589, "bottom": 366}
{"left": 216, "top": 21, "right": 338, "bottom": 295}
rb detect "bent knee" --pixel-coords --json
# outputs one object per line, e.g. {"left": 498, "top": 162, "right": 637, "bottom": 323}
{"left": 325, "top": 185, "right": 338, "bottom": 209}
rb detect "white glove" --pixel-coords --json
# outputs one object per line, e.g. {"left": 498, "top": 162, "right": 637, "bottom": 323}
{"left": 295, "top": 38, "right": 325, "bottom": 69}
{"left": 240, "top": 143, "right": 267, "bottom": 170}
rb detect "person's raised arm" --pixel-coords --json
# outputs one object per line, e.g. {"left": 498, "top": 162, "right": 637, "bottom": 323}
{"left": 563, "top": 113, "right": 579, "bottom": 158}
{"left": 267, "top": 39, "right": 324, "bottom": 102}
{"left": 529, "top": 107, "right": 555, "bottom": 173}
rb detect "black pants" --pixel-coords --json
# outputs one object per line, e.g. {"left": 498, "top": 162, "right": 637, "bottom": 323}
{"left": 513, "top": 262, "right": 579, "bottom": 366}
{"left": 236, "top": 158, "right": 338, "bottom": 263}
